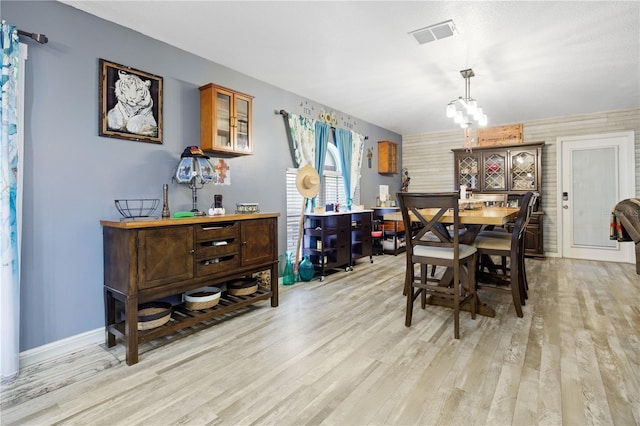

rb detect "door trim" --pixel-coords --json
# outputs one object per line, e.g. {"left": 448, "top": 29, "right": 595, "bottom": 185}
{"left": 556, "top": 131, "right": 636, "bottom": 262}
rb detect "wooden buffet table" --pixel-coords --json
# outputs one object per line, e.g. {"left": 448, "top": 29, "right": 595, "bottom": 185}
{"left": 101, "top": 213, "right": 279, "bottom": 365}
{"left": 385, "top": 206, "right": 519, "bottom": 317}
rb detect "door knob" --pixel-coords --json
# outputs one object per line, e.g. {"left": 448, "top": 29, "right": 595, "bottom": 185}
{"left": 563, "top": 205, "right": 569, "bottom": 209}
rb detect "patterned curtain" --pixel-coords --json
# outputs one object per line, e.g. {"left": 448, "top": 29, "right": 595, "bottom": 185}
{"left": 350, "top": 131, "right": 365, "bottom": 201}
{"left": 286, "top": 113, "right": 316, "bottom": 167}
{"left": 0, "top": 22, "right": 21, "bottom": 380}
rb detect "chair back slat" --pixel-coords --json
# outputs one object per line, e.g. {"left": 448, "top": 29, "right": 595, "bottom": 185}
{"left": 397, "top": 192, "right": 461, "bottom": 260}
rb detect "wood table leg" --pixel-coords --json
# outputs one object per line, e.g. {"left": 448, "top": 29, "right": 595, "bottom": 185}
{"left": 428, "top": 224, "right": 497, "bottom": 317}
{"left": 124, "top": 296, "right": 139, "bottom": 366}
{"left": 104, "top": 288, "right": 116, "bottom": 348}
{"left": 270, "top": 262, "right": 279, "bottom": 307}
{"left": 425, "top": 294, "right": 496, "bottom": 317}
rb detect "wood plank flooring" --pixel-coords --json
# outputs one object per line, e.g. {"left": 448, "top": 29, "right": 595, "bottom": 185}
{"left": 2, "top": 255, "right": 639, "bottom": 425}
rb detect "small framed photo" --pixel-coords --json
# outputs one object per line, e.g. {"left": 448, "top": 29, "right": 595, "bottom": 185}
{"left": 99, "top": 59, "right": 163, "bottom": 144}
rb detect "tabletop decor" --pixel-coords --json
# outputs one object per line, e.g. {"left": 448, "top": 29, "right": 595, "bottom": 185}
{"left": 173, "top": 146, "right": 215, "bottom": 215}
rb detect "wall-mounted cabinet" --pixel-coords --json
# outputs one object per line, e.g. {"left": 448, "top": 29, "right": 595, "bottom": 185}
{"left": 200, "top": 83, "right": 253, "bottom": 155}
{"left": 378, "top": 140, "right": 398, "bottom": 174}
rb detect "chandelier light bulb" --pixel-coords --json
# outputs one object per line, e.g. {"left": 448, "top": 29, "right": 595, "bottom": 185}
{"left": 446, "top": 103, "right": 456, "bottom": 118}
{"left": 466, "top": 99, "right": 477, "bottom": 116}
{"left": 479, "top": 114, "right": 488, "bottom": 126}
{"left": 473, "top": 107, "right": 483, "bottom": 121}
{"left": 454, "top": 110, "right": 463, "bottom": 123}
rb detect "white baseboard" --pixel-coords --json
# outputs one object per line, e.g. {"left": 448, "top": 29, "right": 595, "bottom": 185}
{"left": 20, "top": 328, "right": 104, "bottom": 368}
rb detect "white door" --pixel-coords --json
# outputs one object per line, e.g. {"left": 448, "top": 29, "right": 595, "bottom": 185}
{"left": 558, "top": 132, "right": 635, "bottom": 262}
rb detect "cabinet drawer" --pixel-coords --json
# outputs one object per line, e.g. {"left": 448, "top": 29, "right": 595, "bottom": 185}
{"left": 196, "top": 242, "right": 239, "bottom": 259}
{"left": 195, "top": 222, "right": 239, "bottom": 241}
{"left": 195, "top": 254, "right": 240, "bottom": 276}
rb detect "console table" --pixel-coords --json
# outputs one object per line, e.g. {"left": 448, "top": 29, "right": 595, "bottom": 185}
{"left": 101, "top": 213, "right": 279, "bottom": 365}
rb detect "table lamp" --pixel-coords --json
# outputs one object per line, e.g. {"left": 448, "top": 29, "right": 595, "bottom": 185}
{"left": 173, "top": 146, "right": 215, "bottom": 216}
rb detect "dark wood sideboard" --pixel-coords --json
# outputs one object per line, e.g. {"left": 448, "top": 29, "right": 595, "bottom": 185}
{"left": 101, "top": 213, "right": 279, "bottom": 365}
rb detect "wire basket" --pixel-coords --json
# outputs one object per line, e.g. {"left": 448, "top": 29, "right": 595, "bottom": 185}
{"left": 115, "top": 199, "right": 160, "bottom": 219}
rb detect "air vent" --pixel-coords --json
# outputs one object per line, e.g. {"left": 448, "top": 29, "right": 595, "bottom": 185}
{"left": 409, "top": 19, "right": 457, "bottom": 45}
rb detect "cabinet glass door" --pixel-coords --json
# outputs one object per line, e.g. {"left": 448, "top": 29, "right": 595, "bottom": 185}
{"left": 482, "top": 152, "right": 506, "bottom": 191}
{"left": 216, "top": 91, "right": 232, "bottom": 150}
{"left": 235, "top": 96, "right": 251, "bottom": 152}
{"left": 457, "top": 154, "right": 479, "bottom": 190}
{"left": 511, "top": 151, "right": 536, "bottom": 190}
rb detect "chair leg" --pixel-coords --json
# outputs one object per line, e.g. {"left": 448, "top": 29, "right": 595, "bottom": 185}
{"left": 519, "top": 240, "right": 529, "bottom": 300}
{"left": 510, "top": 253, "right": 524, "bottom": 318}
{"left": 420, "top": 264, "right": 427, "bottom": 309}
{"left": 469, "top": 256, "right": 477, "bottom": 320}
{"left": 453, "top": 272, "right": 460, "bottom": 339}
{"left": 405, "top": 285, "right": 414, "bottom": 327}
{"left": 405, "top": 263, "right": 415, "bottom": 327}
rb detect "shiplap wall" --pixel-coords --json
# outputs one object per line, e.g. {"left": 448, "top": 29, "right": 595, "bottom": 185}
{"left": 402, "top": 108, "right": 640, "bottom": 256}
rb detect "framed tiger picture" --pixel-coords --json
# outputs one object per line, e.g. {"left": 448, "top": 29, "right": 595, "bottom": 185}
{"left": 99, "top": 59, "right": 163, "bottom": 144}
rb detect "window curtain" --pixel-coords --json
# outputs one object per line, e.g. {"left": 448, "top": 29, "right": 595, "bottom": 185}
{"left": 286, "top": 113, "right": 316, "bottom": 167}
{"left": 350, "top": 131, "right": 365, "bottom": 201}
{"left": 334, "top": 128, "right": 353, "bottom": 202}
{"left": 1, "top": 23, "right": 22, "bottom": 380}
{"left": 312, "top": 121, "right": 329, "bottom": 210}
{"left": 335, "top": 129, "right": 365, "bottom": 204}
{"left": 284, "top": 113, "right": 330, "bottom": 211}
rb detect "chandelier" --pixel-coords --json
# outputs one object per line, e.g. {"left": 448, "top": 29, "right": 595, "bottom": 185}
{"left": 446, "top": 68, "right": 488, "bottom": 128}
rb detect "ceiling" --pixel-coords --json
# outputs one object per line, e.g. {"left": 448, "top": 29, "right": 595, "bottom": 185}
{"left": 59, "top": 1, "right": 640, "bottom": 135}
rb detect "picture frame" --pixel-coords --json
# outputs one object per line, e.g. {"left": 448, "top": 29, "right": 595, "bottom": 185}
{"left": 99, "top": 59, "right": 163, "bottom": 144}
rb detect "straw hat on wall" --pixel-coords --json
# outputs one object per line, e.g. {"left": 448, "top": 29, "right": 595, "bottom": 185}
{"left": 296, "top": 164, "right": 320, "bottom": 198}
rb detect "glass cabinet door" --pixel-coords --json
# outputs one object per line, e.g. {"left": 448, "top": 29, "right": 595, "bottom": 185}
{"left": 215, "top": 89, "right": 233, "bottom": 150}
{"left": 510, "top": 150, "right": 537, "bottom": 190}
{"left": 234, "top": 95, "right": 252, "bottom": 153}
{"left": 457, "top": 154, "right": 479, "bottom": 190}
{"left": 482, "top": 152, "right": 507, "bottom": 191}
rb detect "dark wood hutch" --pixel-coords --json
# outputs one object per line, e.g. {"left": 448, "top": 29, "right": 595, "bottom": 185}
{"left": 453, "top": 142, "right": 545, "bottom": 257}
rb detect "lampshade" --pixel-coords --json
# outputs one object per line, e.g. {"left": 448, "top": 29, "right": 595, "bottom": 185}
{"left": 173, "top": 146, "right": 215, "bottom": 215}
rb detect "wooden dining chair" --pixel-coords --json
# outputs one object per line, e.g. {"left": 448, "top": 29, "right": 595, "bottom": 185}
{"left": 472, "top": 191, "right": 535, "bottom": 317}
{"left": 397, "top": 192, "right": 478, "bottom": 339}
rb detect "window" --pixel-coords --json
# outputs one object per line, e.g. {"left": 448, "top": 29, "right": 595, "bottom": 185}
{"left": 285, "top": 143, "right": 360, "bottom": 253}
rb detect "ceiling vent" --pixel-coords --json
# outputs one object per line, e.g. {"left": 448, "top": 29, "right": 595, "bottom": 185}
{"left": 409, "top": 20, "right": 458, "bottom": 45}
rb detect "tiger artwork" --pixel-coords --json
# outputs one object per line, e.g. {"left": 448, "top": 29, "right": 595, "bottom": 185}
{"left": 107, "top": 70, "right": 158, "bottom": 137}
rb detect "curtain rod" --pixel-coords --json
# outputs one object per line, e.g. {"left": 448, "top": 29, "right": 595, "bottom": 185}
{"left": 277, "top": 109, "right": 369, "bottom": 140}
{"left": 17, "top": 29, "right": 48, "bottom": 44}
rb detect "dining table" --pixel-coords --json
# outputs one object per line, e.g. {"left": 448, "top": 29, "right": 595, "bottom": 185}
{"left": 384, "top": 205, "right": 519, "bottom": 317}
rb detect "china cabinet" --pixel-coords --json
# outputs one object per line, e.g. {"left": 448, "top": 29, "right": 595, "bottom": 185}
{"left": 378, "top": 141, "right": 398, "bottom": 174}
{"left": 200, "top": 83, "right": 253, "bottom": 155}
{"left": 453, "top": 142, "right": 545, "bottom": 257}
{"left": 101, "top": 213, "right": 278, "bottom": 365}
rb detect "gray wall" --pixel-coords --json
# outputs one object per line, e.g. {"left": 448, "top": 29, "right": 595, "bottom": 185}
{"left": 5, "top": 1, "right": 402, "bottom": 351}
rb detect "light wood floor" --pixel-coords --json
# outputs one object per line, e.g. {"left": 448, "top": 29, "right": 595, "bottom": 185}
{"left": 2, "top": 255, "right": 639, "bottom": 425}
